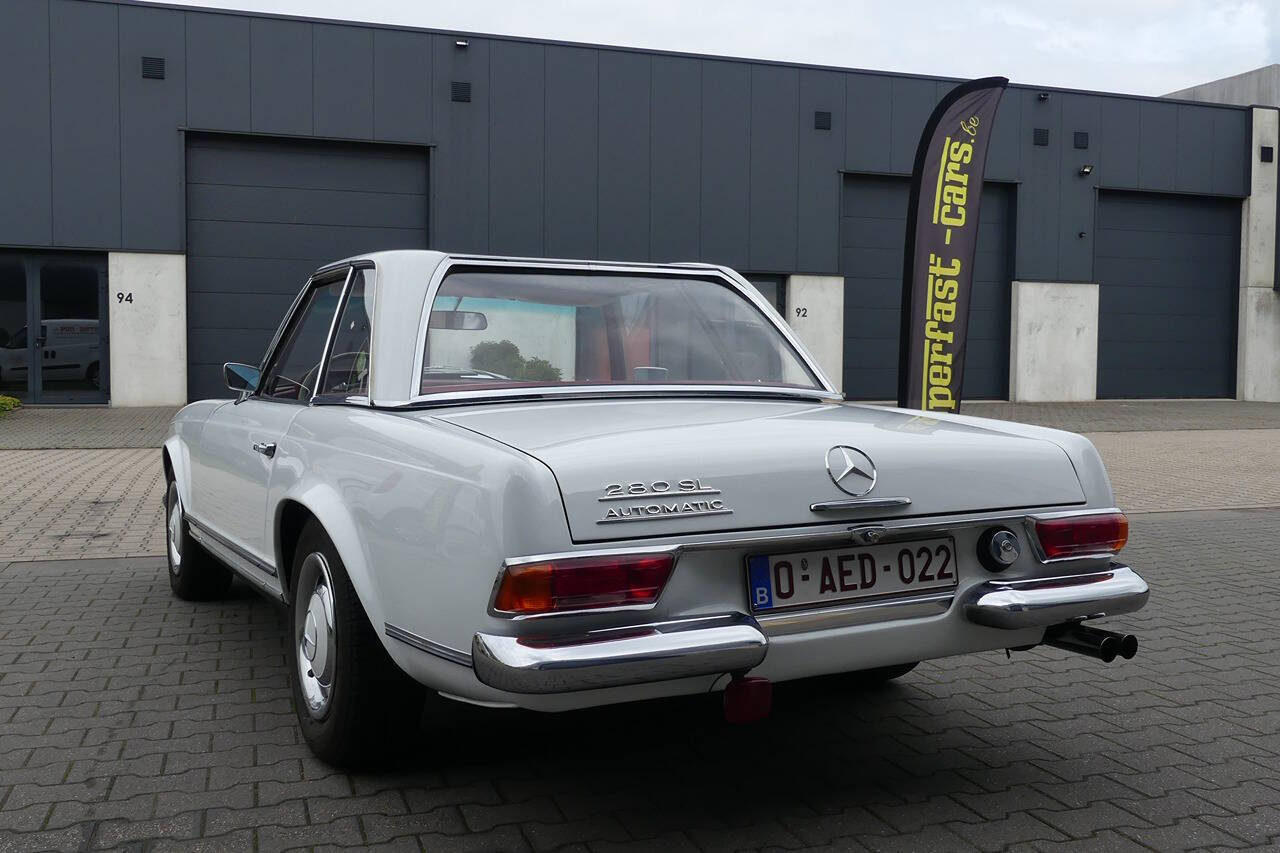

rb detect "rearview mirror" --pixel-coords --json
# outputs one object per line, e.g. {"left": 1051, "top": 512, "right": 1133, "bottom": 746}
{"left": 224, "top": 362, "right": 261, "bottom": 394}
{"left": 429, "top": 310, "right": 488, "bottom": 331}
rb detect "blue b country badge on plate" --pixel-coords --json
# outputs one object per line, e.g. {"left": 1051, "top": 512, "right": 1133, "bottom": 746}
{"left": 747, "top": 555, "right": 772, "bottom": 610}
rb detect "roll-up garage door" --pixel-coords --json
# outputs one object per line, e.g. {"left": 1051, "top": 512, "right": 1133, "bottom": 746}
{"left": 840, "top": 175, "right": 1013, "bottom": 401}
{"left": 185, "top": 135, "right": 428, "bottom": 400}
{"left": 1094, "top": 191, "right": 1240, "bottom": 398}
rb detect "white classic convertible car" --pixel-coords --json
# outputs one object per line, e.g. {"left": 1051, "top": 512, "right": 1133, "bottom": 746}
{"left": 164, "top": 251, "right": 1148, "bottom": 766}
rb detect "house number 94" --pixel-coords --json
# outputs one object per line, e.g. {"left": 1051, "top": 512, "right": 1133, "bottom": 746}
{"left": 116, "top": 292, "right": 134, "bottom": 304}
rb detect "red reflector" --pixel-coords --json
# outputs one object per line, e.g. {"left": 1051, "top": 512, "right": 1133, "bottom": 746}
{"left": 1034, "top": 512, "right": 1128, "bottom": 560}
{"left": 493, "top": 553, "right": 674, "bottom": 615}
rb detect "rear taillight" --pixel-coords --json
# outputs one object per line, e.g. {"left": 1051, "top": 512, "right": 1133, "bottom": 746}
{"left": 1034, "top": 512, "right": 1128, "bottom": 560}
{"left": 492, "top": 553, "right": 674, "bottom": 616}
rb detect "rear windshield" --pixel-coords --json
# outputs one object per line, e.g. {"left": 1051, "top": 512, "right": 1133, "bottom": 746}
{"left": 418, "top": 271, "right": 821, "bottom": 395}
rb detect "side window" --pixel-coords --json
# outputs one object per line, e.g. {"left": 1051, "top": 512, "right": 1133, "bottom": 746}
{"left": 320, "top": 269, "right": 372, "bottom": 397}
{"left": 259, "top": 275, "right": 346, "bottom": 401}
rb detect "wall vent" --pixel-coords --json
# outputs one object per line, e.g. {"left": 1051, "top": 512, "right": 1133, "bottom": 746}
{"left": 1073, "top": 131, "right": 1089, "bottom": 150}
{"left": 813, "top": 110, "right": 832, "bottom": 131}
{"left": 1032, "top": 127, "right": 1049, "bottom": 146}
{"left": 451, "top": 81, "right": 472, "bottom": 103}
{"left": 141, "top": 56, "right": 165, "bottom": 80}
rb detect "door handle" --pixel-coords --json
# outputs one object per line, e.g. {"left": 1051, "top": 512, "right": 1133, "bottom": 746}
{"left": 252, "top": 442, "right": 277, "bottom": 458}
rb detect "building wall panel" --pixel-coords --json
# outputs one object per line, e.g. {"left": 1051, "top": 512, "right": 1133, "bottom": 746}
{"left": 700, "top": 61, "right": 749, "bottom": 268}
{"left": 749, "top": 64, "right": 799, "bottom": 272}
{"left": 313, "top": 24, "right": 374, "bottom": 139}
{"left": 120, "top": 4, "right": 186, "bottom": 251}
{"left": 186, "top": 12, "right": 251, "bottom": 132}
{"left": 545, "top": 46, "right": 599, "bottom": 259}
{"left": 250, "top": 17, "right": 313, "bottom": 136}
{"left": 50, "top": 0, "right": 120, "bottom": 248}
{"left": 430, "top": 34, "right": 489, "bottom": 252}
{"left": 651, "top": 56, "right": 701, "bottom": 262}
{"left": 0, "top": 0, "right": 53, "bottom": 247}
{"left": 797, "top": 69, "right": 844, "bottom": 273}
{"left": 597, "top": 51, "right": 650, "bottom": 261}
{"left": 488, "top": 40, "right": 545, "bottom": 257}
{"left": 373, "top": 29, "right": 432, "bottom": 143}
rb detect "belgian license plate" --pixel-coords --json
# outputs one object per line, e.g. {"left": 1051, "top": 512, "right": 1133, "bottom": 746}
{"left": 747, "top": 537, "right": 957, "bottom": 612}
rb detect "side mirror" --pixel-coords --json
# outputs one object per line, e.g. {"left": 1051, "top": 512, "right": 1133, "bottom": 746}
{"left": 223, "top": 362, "right": 261, "bottom": 394}
{"left": 428, "top": 310, "right": 488, "bottom": 331}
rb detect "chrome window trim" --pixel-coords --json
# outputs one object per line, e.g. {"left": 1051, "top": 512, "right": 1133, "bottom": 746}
{"left": 252, "top": 266, "right": 353, "bottom": 406}
{"left": 311, "top": 266, "right": 355, "bottom": 404}
{"left": 391, "top": 384, "right": 842, "bottom": 410}
{"left": 396, "top": 257, "right": 838, "bottom": 407}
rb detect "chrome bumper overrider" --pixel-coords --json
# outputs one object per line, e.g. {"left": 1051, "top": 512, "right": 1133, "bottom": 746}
{"left": 472, "top": 613, "right": 768, "bottom": 694}
{"left": 962, "top": 564, "right": 1149, "bottom": 630}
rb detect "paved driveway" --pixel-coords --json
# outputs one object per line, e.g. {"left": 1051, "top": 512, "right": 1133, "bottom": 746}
{"left": 2, "top": 510, "right": 1279, "bottom": 852}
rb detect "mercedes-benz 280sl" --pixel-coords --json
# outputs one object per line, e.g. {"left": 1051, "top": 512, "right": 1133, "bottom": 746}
{"left": 163, "top": 251, "right": 1148, "bottom": 766}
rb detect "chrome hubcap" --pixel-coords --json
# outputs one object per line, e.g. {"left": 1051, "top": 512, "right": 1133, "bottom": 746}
{"left": 296, "top": 553, "right": 336, "bottom": 719}
{"left": 167, "top": 491, "right": 182, "bottom": 574}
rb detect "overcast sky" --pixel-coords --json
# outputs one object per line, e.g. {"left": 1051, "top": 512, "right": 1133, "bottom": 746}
{"left": 152, "top": 0, "right": 1279, "bottom": 96}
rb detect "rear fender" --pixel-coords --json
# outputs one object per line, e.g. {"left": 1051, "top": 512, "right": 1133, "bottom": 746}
{"left": 272, "top": 483, "right": 388, "bottom": 634}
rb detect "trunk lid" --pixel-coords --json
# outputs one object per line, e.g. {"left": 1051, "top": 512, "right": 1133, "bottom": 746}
{"left": 428, "top": 398, "right": 1085, "bottom": 542}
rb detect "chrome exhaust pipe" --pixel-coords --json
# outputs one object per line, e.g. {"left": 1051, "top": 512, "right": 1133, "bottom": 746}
{"left": 1045, "top": 623, "right": 1138, "bottom": 663}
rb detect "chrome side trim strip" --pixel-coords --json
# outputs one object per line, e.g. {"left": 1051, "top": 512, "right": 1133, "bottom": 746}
{"left": 962, "top": 564, "right": 1149, "bottom": 630}
{"left": 472, "top": 613, "right": 767, "bottom": 695}
{"left": 186, "top": 517, "right": 277, "bottom": 577}
{"left": 810, "top": 497, "right": 913, "bottom": 512}
{"left": 755, "top": 590, "right": 955, "bottom": 636}
{"left": 384, "top": 623, "right": 473, "bottom": 667}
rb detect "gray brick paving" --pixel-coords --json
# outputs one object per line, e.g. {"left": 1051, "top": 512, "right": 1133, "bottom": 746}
{"left": 0, "top": 406, "right": 177, "bottom": 450}
{"left": 1, "top": 511, "right": 1279, "bottom": 850}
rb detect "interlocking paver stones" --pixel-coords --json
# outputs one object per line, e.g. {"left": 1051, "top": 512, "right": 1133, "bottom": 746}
{"left": 0, "top": 406, "right": 177, "bottom": 449}
{"left": 2, "top": 510, "right": 1279, "bottom": 850}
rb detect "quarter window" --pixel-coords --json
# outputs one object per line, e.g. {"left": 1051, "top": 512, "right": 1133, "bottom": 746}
{"left": 259, "top": 275, "right": 347, "bottom": 401}
{"left": 320, "top": 269, "right": 373, "bottom": 397}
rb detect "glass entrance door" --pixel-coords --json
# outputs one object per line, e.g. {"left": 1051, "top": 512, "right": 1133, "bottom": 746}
{"left": 0, "top": 252, "right": 108, "bottom": 404}
{"left": 0, "top": 255, "right": 31, "bottom": 400}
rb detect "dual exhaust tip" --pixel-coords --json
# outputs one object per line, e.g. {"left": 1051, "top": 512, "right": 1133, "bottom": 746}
{"left": 1045, "top": 622, "right": 1138, "bottom": 663}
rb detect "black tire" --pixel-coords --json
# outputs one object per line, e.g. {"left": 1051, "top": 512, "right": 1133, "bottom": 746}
{"left": 850, "top": 661, "right": 918, "bottom": 685}
{"left": 287, "top": 520, "right": 424, "bottom": 768}
{"left": 165, "top": 480, "right": 233, "bottom": 600}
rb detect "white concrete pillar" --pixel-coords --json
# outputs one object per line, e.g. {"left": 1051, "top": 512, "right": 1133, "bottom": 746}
{"left": 107, "top": 252, "right": 187, "bottom": 407}
{"left": 1237, "top": 107, "right": 1280, "bottom": 401}
{"left": 1008, "top": 281, "right": 1099, "bottom": 402}
{"left": 785, "top": 275, "right": 844, "bottom": 392}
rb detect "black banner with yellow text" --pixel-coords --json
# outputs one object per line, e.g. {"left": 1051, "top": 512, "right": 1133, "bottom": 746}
{"left": 897, "top": 76, "right": 1008, "bottom": 411}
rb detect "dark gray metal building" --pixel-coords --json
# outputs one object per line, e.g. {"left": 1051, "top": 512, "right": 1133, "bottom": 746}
{"left": 1, "top": 0, "right": 1275, "bottom": 406}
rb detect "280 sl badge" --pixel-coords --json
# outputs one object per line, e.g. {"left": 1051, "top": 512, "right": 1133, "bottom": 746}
{"left": 597, "top": 479, "right": 733, "bottom": 524}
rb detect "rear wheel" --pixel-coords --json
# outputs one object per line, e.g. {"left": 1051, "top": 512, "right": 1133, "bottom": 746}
{"left": 287, "top": 520, "right": 424, "bottom": 768}
{"left": 850, "top": 661, "right": 918, "bottom": 685}
{"left": 165, "top": 480, "right": 233, "bottom": 600}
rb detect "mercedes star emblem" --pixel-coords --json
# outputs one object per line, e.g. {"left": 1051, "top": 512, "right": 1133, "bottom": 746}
{"left": 826, "top": 445, "right": 877, "bottom": 496}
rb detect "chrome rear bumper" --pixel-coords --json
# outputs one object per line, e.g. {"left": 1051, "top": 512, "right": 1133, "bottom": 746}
{"left": 962, "top": 564, "right": 1149, "bottom": 630}
{"left": 472, "top": 613, "right": 767, "bottom": 694}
